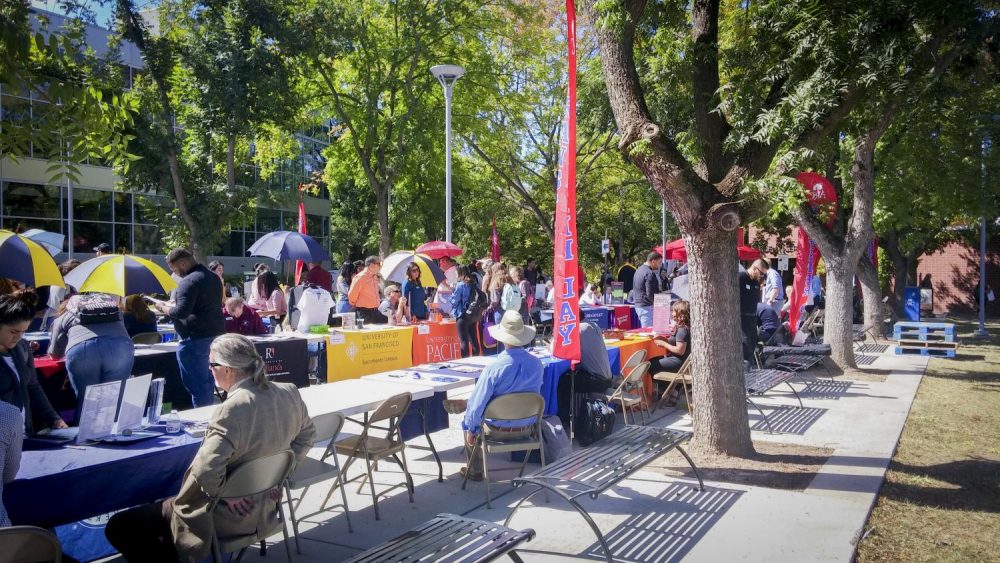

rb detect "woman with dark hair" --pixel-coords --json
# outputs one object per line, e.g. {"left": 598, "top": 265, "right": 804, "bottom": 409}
{"left": 0, "top": 291, "right": 66, "bottom": 432}
{"left": 650, "top": 300, "right": 691, "bottom": 374}
{"left": 247, "top": 270, "right": 287, "bottom": 324}
{"left": 335, "top": 262, "right": 356, "bottom": 314}
{"left": 399, "top": 262, "right": 428, "bottom": 322}
{"left": 450, "top": 266, "right": 481, "bottom": 357}
{"left": 123, "top": 294, "right": 158, "bottom": 337}
{"left": 49, "top": 293, "right": 135, "bottom": 422}
{"left": 207, "top": 260, "right": 228, "bottom": 302}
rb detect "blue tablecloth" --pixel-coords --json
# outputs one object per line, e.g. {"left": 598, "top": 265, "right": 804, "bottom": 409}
{"left": 5, "top": 432, "right": 201, "bottom": 529}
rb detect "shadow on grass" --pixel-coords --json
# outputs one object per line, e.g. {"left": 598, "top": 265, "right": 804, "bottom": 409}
{"left": 926, "top": 368, "right": 1000, "bottom": 384}
{"left": 883, "top": 457, "right": 1000, "bottom": 513}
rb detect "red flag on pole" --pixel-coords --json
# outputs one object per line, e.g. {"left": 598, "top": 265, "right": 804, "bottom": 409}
{"left": 552, "top": 0, "right": 580, "bottom": 362}
{"left": 294, "top": 184, "right": 307, "bottom": 286}
{"left": 789, "top": 173, "right": 838, "bottom": 336}
{"left": 490, "top": 216, "right": 501, "bottom": 262}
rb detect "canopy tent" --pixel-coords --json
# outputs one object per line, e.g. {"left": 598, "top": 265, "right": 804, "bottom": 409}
{"left": 654, "top": 237, "right": 762, "bottom": 262}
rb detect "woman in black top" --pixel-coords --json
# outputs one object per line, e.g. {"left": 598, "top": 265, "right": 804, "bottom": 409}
{"left": 651, "top": 300, "right": 691, "bottom": 373}
{"left": 0, "top": 291, "right": 67, "bottom": 432}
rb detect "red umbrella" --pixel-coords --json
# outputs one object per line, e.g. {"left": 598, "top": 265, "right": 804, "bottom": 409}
{"left": 415, "top": 240, "right": 463, "bottom": 260}
{"left": 654, "top": 237, "right": 762, "bottom": 262}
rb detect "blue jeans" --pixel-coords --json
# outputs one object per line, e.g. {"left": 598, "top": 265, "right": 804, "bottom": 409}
{"left": 177, "top": 337, "right": 217, "bottom": 408}
{"left": 66, "top": 336, "right": 135, "bottom": 423}
{"left": 635, "top": 305, "right": 654, "bottom": 328}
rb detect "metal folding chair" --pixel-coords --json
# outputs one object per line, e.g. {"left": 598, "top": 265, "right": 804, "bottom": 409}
{"left": 607, "top": 361, "right": 651, "bottom": 425}
{"left": 0, "top": 526, "right": 62, "bottom": 563}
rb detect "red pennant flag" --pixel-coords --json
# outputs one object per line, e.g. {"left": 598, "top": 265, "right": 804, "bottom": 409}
{"left": 790, "top": 173, "right": 838, "bottom": 336}
{"left": 490, "top": 216, "right": 501, "bottom": 262}
{"left": 552, "top": 0, "right": 580, "bottom": 362}
{"left": 294, "top": 184, "right": 307, "bottom": 286}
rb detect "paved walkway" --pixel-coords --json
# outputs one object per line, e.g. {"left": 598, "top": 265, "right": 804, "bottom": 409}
{"left": 108, "top": 347, "right": 928, "bottom": 562}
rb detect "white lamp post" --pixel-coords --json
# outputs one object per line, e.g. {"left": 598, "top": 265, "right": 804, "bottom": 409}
{"left": 431, "top": 64, "right": 465, "bottom": 243}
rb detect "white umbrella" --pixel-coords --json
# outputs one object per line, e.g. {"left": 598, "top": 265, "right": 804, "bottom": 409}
{"left": 22, "top": 229, "right": 65, "bottom": 256}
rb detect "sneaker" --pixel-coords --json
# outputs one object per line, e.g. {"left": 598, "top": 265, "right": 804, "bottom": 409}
{"left": 443, "top": 399, "right": 468, "bottom": 414}
{"left": 460, "top": 467, "right": 484, "bottom": 482}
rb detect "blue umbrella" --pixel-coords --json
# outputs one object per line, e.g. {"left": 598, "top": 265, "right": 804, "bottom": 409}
{"left": 247, "top": 231, "right": 330, "bottom": 262}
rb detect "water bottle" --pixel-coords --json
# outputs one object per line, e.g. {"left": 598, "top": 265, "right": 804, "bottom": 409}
{"left": 165, "top": 410, "right": 182, "bottom": 434}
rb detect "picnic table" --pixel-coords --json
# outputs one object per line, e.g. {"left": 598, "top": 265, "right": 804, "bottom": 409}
{"left": 504, "top": 425, "right": 702, "bottom": 563}
{"left": 345, "top": 513, "right": 534, "bottom": 563}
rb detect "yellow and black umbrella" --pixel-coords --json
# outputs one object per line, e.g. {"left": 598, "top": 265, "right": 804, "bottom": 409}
{"left": 380, "top": 251, "right": 446, "bottom": 286}
{"left": 64, "top": 255, "right": 176, "bottom": 297}
{"left": 0, "top": 230, "right": 64, "bottom": 287}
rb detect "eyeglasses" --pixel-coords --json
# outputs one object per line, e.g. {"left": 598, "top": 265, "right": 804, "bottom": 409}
{"left": 209, "top": 362, "right": 225, "bottom": 368}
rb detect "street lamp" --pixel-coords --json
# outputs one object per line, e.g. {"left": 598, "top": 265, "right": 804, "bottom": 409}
{"left": 431, "top": 64, "right": 465, "bottom": 243}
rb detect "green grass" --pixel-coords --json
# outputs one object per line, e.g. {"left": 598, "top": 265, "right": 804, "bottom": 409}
{"left": 856, "top": 319, "right": 1000, "bottom": 563}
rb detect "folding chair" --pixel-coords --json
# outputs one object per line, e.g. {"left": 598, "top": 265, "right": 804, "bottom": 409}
{"left": 652, "top": 357, "right": 692, "bottom": 413}
{"left": 284, "top": 412, "right": 352, "bottom": 554}
{"left": 209, "top": 450, "right": 297, "bottom": 563}
{"left": 607, "top": 361, "right": 651, "bottom": 425}
{"left": 334, "top": 392, "right": 414, "bottom": 521}
{"left": 461, "top": 392, "right": 546, "bottom": 509}
{"left": 0, "top": 526, "right": 62, "bottom": 563}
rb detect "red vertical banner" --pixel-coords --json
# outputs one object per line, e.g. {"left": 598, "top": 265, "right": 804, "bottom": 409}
{"left": 294, "top": 184, "right": 307, "bottom": 286}
{"left": 789, "top": 172, "right": 838, "bottom": 336}
{"left": 490, "top": 216, "right": 501, "bottom": 262}
{"left": 553, "top": 0, "right": 580, "bottom": 362}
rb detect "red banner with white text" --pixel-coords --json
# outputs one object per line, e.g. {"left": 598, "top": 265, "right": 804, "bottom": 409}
{"left": 790, "top": 172, "right": 838, "bottom": 336}
{"left": 553, "top": 0, "right": 580, "bottom": 362}
{"left": 490, "top": 216, "right": 501, "bottom": 262}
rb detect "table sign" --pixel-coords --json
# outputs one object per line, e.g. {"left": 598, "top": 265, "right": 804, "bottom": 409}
{"left": 609, "top": 282, "right": 625, "bottom": 304}
{"left": 652, "top": 293, "right": 673, "bottom": 334}
{"left": 76, "top": 381, "right": 121, "bottom": 444}
{"left": 326, "top": 326, "right": 414, "bottom": 381}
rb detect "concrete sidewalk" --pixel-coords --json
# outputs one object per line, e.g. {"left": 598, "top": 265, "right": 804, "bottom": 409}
{"left": 121, "top": 347, "right": 929, "bottom": 562}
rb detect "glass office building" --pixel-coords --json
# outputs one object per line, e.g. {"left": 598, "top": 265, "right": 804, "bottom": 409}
{"left": 1, "top": 7, "right": 332, "bottom": 264}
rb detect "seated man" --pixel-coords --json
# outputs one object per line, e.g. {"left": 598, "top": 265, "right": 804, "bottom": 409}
{"left": 377, "top": 285, "right": 401, "bottom": 324}
{"left": 223, "top": 297, "right": 268, "bottom": 335}
{"left": 757, "top": 302, "right": 781, "bottom": 344}
{"left": 105, "top": 334, "right": 315, "bottom": 561}
{"left": 461, "top": 310, "right": 543, "bottom": 481}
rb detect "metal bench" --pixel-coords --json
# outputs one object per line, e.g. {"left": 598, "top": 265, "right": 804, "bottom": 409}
{"left": 344, "top": 513, "right": 535, "bottom": 563}
{"left": 504, "top": 426, "right": 703, "bottom": 563}
{"left": 745, "top": 368, "right": 803, "bottom": 433}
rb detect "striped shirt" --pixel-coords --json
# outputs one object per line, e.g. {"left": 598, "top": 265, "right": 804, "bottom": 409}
{"left": 1, "top": 401, "right": 24, "bottom": 527}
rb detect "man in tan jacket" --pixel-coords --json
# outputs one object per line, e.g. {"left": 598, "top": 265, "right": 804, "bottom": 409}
{"left": 106, "top": 334, "right": 315, "bottom": 562}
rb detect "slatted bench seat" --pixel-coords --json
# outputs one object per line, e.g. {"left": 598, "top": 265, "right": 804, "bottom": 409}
{"left": 745, "top": 368, "right": 803, "bottom": 433}
{"left": 344, "top": 513, "right": 535, "bottom": 563}
{"left": 503, "top": 426, "right": 703, "bottom": 563}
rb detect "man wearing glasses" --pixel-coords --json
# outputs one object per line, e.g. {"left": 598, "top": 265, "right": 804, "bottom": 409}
{"left": 348, "top": 255, "right": 384, "bottom": 324}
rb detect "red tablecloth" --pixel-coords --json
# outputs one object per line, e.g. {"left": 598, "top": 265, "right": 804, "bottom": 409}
{"left": 411, "top": 321, "right": 462, "bottom": 364}
{"left": 34, "top": 356, "right": 65, "bottom": 379}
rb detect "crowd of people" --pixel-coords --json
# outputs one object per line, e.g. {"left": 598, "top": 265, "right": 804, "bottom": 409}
{"left": 0, "top": 236, "right": 833, "bottom": 559}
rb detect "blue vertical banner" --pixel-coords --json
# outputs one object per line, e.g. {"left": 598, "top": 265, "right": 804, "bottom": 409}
{"left": 553, "top": 0, "right": 580, "bottom": 362}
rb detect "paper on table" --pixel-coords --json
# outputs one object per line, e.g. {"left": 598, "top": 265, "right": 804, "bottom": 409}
{"left": 117, "top": 374, "right": 151, "bottom": 433}
{"left": 329, "top": 332, "right": 346, "bottom": 345}
{"left": 77, "top": 380, "right": 122, "bottom": 444}
{"left": 450, "top": 366, "right": 480, "bottom": 373}
{"left": 417, "top": 324, "right": 431, "bottom": 335}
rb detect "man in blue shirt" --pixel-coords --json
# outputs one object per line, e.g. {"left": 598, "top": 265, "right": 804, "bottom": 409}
{"left": 461, "top": 310, "right": 543, "bottom": 481}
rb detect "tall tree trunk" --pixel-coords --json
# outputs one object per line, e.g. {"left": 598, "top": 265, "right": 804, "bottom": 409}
{"left": 857, "top": 254, "right": 883, "bottom": 338}
{"left": 823, "top": 257, "right": 858, "bottom": 368}
{"left": 375, "top": 184, "right": 391, "bottom": 258}
{"left": 687, "top": 228, "right": 753, "bottom": 456}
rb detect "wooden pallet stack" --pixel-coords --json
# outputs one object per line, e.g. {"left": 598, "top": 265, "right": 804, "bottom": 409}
{"left": 892, "top": 321, "right": 958, "bottom": 358}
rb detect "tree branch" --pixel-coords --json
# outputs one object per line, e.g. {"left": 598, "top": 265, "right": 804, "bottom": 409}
{"left": 690, "top": 0, "right": 731, "bottom": 182}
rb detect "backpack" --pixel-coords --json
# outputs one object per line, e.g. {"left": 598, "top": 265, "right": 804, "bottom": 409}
{"left": 465, "top": 285, "right": 488, "bottom": 319}
{"left": 575, "top": 397, "right": 616, "bottom": 447}
{"left": 73, "top": 294, "right": 121, "bottom": 325}
{"left": 500, "top": 283, "right": 522, "bottom": 312}
{"left": 510, "top": 416, "right": 570, "bottom": 464}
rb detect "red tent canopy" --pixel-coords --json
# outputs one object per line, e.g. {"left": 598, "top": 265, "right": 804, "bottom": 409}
{"left": 653, "top": 237, "right": 762, "bottom": 262}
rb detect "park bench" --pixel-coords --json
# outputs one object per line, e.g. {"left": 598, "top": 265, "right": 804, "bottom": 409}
{"left": 344, "top": 513, "right": 535, "bottom": 563}
{"left": 744, "top": 368, "right": 803, "bottom": 433}
{"left": 503, "top": 425, "right": 703, "bottom": 563}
